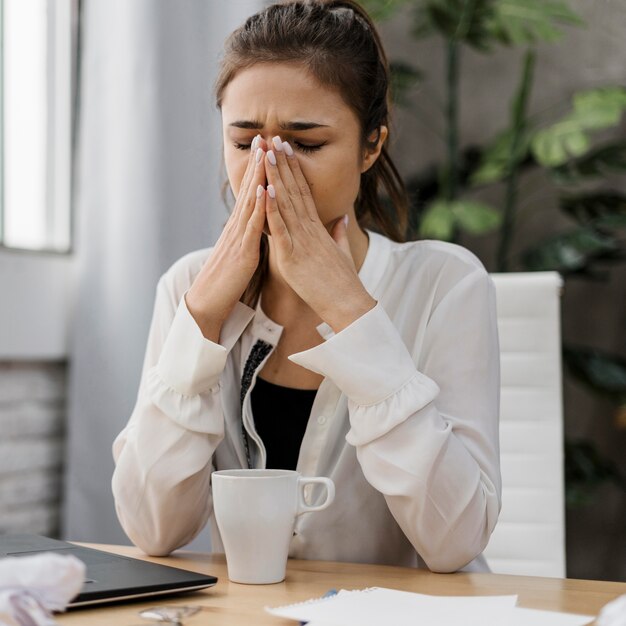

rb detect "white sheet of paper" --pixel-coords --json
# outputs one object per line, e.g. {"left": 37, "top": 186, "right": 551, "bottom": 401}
{"left": 492, "top": 607, "right": 594, "bottom": 626}
{"left": 266, "top": 587, "right": 594, "bottom": 626}
{"left": 266, "top": 587, "right": 518, "bottom": 624}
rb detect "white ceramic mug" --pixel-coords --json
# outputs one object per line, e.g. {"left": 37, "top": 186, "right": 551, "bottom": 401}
{"left": 211, "top": 469, "right": 335, "bottom": 584}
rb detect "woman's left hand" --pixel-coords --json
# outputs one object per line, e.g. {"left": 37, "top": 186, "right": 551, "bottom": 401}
{"left": 263, "top": 139, "right": 376, "bottom": 333}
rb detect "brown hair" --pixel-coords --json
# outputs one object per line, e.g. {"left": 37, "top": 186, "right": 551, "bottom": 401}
{"left": 215, "top": 0, "right": 409, "bottom": 307}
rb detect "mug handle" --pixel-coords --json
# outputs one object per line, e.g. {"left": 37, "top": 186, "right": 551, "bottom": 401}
{"left": 297, "top": 477, "right": 335, "bottom": 515}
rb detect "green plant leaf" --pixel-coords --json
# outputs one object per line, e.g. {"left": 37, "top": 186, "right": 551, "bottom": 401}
{"left": 450, "top": 200, "right": 502, "bottom": 233}
{"left": 560, "top": 192, "right": 626, "bottom": 229}
{"left": 533, "top": 126, "right": 590, "bottom": 166}
{"left": 419, "top": 200, "right": 456, "bottom": 240}
{"left": 532, "top": 87, "right": 626, "bottom": 167}
{"left": 419, "top": 199, "right": 501, "bottom": 239}
{"left": 563, "top": 345, "right": 626, "bottom": 403}
{"left": 413, "top": 0, "right": 496, "bottom": 50}
{"left": 471, "top": 128, "right": 533, "bottom": 184}
{"left": 572, "top": 87, "right": 626, "bottom": 129}
{"left": 486, "top": 0, "right": 584, "bottom": 46}
{"left": 522, "top": 227, "right": 622, "bottom": 274}
{"left": 551, "top": 142, "right": 626, "bottom": 182}
{"left": 565, "top": 439, "right": 626, "bottom": 508}
{"left": 390, "top": 61, "right": 422, "bottom": 106}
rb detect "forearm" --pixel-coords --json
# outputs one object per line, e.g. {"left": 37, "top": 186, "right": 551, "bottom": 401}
{"left": 112, "top": 292, "right": 254, "bottom": 555}
{"left": 113, "top": 436, "right": 215, "bottom": 557}
{"left": 112, "top": 368, "right": 226, "bottom": 556}
{"left": 353, "top": 399, "right": 500, "bottom": 572}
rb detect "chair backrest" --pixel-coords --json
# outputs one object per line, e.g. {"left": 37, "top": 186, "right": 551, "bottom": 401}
{"left": 484, "top": 271, "right": 566, "bottom": 577}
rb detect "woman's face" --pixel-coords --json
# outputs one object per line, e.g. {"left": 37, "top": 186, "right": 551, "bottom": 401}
{"left": 220, "top": 62, "right": 385, "bottom": 228}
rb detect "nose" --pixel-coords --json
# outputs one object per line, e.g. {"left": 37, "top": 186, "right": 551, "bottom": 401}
{"left": 258, "top": 134, "right": 271, "bottom": 151}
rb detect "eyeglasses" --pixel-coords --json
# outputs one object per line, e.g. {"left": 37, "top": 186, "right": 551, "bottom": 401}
{"left": 129, "top": 605, "right": 202, "bottom": 626}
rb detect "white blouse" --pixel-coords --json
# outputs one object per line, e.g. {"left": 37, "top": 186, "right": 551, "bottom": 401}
{"left": 112, "top": 230, "right": 501, "bottom": 573}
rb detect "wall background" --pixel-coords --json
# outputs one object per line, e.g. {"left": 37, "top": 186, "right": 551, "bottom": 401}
{"left": 0, "top": 362, "right": 65, "bottom": 536}
{"left": 377, "top": 0, "right": 626, "bottom": 580}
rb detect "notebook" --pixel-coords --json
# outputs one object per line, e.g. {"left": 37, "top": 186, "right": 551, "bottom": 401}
{"left": 0, "top": 534, "right": 217, "bottom": 608}
{"left": 266, "top": 587, "right": 595, "bottom": 626}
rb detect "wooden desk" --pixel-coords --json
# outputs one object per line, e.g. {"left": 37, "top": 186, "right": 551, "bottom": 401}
{"left": 56, "top": 544, "right": 625, "bottom": 625}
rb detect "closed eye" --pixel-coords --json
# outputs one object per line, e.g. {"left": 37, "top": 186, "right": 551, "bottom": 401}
{"left": 233, "top": 141, "right": 326, "bottom": 154}
{"left": 293, "top": 142, "right": 326, "bottom": 154}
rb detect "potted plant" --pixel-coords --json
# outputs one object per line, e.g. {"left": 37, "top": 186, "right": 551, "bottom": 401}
{"left": 361, "top": 0, "right": 626, "bottom": 514}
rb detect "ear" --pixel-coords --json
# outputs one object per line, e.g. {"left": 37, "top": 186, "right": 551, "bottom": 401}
{"left": 360, "top": 125, "right": 388, "bottom": 174}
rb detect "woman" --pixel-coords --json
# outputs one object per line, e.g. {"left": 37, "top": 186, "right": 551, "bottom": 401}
{"left": 112, "top": 0, "right": 501, "bottom": 573}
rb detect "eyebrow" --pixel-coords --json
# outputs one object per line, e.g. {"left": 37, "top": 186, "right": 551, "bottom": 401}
{"left": 229, "top": 120, "right": 329, "bottom": 131}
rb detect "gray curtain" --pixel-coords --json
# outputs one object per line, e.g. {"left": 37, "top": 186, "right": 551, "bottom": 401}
{"left": 63, "top": 0, "right": 261, "bottom": 549}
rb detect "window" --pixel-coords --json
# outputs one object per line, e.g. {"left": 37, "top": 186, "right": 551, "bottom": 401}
{"left": 0, "top": 0, "right": 75, "bottom": 253}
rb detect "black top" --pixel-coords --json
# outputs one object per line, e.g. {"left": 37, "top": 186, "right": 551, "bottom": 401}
{"left": 250, "top": 376, "right": 318, "bottom": 470}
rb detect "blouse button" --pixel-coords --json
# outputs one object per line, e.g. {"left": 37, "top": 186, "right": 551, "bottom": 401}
{"left": 317, "top": 415, "right": 328, "bottom": 425}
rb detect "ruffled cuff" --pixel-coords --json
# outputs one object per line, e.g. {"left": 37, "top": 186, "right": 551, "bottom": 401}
{"left": 156, "top": 296, "right": 254, "bottom": 396}
{"left": 345, "top": 373, "right": 439, "bottom": 446}
{"left": 288, "top": 302, "right": 440, "bottom": 444}
{"left": 289, "top": 303, "right": 438, "bottom": 404}
{"left": 146, "top": 366, "right": 225, "bottom": 435}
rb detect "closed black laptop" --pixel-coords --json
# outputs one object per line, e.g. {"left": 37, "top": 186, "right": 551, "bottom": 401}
{"left": 0, "top": 534, "right": 217, "bottom": 608}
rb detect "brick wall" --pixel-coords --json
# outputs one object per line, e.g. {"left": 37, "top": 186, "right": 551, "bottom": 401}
{"left": 0, "top": 362, "right": 66, "bottom": 536}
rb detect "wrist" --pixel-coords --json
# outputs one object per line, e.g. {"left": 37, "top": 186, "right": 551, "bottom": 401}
{"left": 184, "top": 292, "right": 225, "bottom": 343}
{"left": 321, "top": 293, "right": 377, "bottom": 334}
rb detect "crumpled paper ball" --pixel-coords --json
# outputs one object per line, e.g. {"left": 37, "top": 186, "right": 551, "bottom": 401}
{"left": 0, "top": 552, "right": 86, "bottom": 626}
{"left": 597, "top": 594, "right": 626, "bottom": 626}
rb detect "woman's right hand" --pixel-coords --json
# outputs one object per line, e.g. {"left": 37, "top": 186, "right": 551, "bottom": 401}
{"left": 185, "top": 136, "right": 267, "bottom": 343}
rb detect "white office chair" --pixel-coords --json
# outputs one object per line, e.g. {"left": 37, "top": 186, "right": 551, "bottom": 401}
{"left": 484, "top": 271, "right": 566, "bottom": 577}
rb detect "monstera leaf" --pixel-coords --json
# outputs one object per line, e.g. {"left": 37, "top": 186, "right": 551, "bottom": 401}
{"left": 532, "top": 88, "right": 626, "bottom": 167}
{"left": 551, "top": 141, "right": 626, "bottom": 183}
{"left": 419, "top": 199, "right": 501, "bottom": 239}
{"left": 451, "top": 199, "right": 502, "bottom": 233}
{"left": 486, "top": 0, "right": 583, "bottom": 45}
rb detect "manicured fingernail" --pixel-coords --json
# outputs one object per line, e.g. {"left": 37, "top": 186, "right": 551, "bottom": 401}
{"left": 282, "top": 141, "right": 294, "bottom": 157}
{"left": 267, "top": 150, "right": 277, "bottom": 166}
{"left": 343, "top": 214, "right": 349, "bottom": 228}
{"left": 272, "top": 136, "right": 283, "bottom": 151}
{"left": 256, "top": 147, "right": 264, "bottom": 163}
{"left": 256, "top": 184, "right": 264, "bottom": 198}
{"left": 267, "top": 184, "right": 276, "bottom": 198}
{"left": 251, "top": 135, "right": 258, "bottom": 150}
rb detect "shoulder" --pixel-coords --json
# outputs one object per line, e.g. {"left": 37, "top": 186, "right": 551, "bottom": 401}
{"left": 377, "top": 232, "right": 488, "bottom": 280}
{"left": 391, "top": 237, "right": 483, "bottom": 268}
{"left": 367, "top": 231, "right": 493, "bottom": 313}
